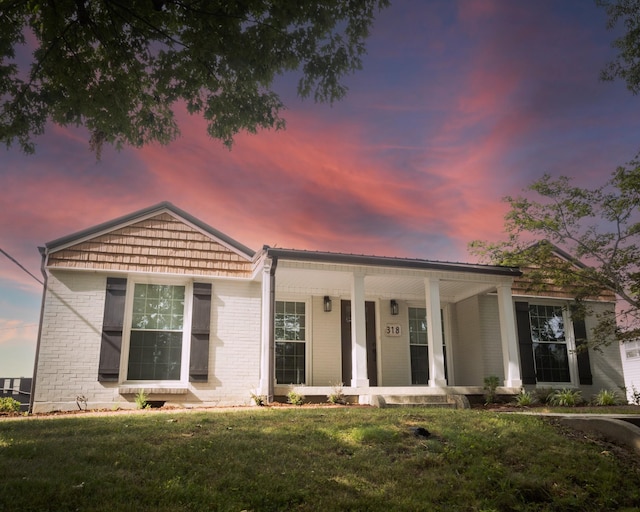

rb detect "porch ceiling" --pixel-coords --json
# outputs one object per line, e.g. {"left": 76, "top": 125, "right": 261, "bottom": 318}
{"left": 275, "top": 268, "right": 498, "bottom": 303}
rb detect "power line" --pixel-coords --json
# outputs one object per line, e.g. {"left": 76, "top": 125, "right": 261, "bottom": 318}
{"left": 0, "top": 248, "right": 43, "bottom": 285}
{"left": 0, "top": 323, "right": 38, "bottom": 332}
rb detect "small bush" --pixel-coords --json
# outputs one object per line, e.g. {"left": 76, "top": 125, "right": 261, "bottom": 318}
{"left": 0, "top": 397, "right": 21, "bottom": 413}
{"left": 250, "top": 392, "right": 266, "bottom": 406}
{"left": 327, "top": 383, "right": 347, "bottom": 405}
{"left": 549, "top": 388, "right": 582, "bottom": 407}
{"left": 514, "top": 388, "right": 536, "bottom": 407}
{"left": 135, "top": 390, "right": 149, "bottom": 409}
{"left": 628, "top": 385, "right": 640, "bottom": 406}
{"left": 287, "top": 389, "right": 305, "bottom": 406}
{"left": 483, "top": 375, "right": 500, "bottom": 404}
{"left": 534, "top": 387, "right": 556, "bottom": 405}
{"left": 592, "top": 389, "right": 620, "bottom": 406}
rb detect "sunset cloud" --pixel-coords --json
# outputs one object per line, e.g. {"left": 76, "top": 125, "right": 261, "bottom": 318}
{"left": 2, "top": 0, "right": 640, "bottom": 373}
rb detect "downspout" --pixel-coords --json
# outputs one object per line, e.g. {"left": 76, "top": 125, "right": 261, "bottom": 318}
{"left": 29, "top": 246, "right": 49, "bottom": 414}
{"left": 267, "top": 256, "right": 277, "bottom": 402}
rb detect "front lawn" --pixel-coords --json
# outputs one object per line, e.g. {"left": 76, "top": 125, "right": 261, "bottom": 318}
{"left": 1, "top": 407, "right": 639, "bottom": 511}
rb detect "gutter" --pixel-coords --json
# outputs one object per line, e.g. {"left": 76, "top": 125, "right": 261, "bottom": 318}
{"left": 28, "top": 246, "right": 49, "bottom": 414}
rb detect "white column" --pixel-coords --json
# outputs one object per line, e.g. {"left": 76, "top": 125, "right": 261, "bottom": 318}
{"left": 350, "top": 272, "right": 369, "bottom": 388}
{"left": 259, "top": 259, "right": 274, "bottom": 399}
{"left": 497, "top": 283, "right": 522, "bottom": 388}
{"left": 425, "top": 277, "right": 447, "bottom": 387}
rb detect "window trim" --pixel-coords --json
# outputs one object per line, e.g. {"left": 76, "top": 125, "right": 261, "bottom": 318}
{"left": 119, "top": 277, "right": 194, "bottom": 386}
{"left": 528, "top": 300, "right": 578, "bottom": 387}
{"left": 274, "top": 296, "right": 312, "bottom": 386}
{"left": 624, "top": 339, "right": 640, "bottom": 360}
{"left": 406, "top": 301, "right": 451, "bottom": 385}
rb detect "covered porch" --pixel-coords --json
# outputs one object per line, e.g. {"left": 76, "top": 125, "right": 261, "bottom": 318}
{"left": 256, "top": 248, "right": 524, "bottom": 404}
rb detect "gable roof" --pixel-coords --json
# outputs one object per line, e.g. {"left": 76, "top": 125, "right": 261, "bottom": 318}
{"left": 45, "top": 201, "right": 255, "bottom": 258}
{"left": 44, "top": 202, "right": 256, "bottom": 278}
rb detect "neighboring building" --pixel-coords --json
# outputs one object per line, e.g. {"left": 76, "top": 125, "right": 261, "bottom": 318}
{"left": 621, "top": 341, "right": 640, "bottom": 402}
{"left": 1, "top": 377, "right": 32, "bottom": 412}
{"left": 30, "top": 203, "right": 625, "bottom": 412}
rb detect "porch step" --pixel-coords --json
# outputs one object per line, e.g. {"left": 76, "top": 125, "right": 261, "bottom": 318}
{"left": 371, "top": 394, "right": 469, "bottom": 409}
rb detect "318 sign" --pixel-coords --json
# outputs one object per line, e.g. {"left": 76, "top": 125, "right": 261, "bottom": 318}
{"left": 385, "top": 324, "right": 401, "bottom": 336}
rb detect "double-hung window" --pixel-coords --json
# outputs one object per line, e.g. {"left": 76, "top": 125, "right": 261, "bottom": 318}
{"left": 127, "top": 283, "right": 186, "bottom": 381}
{"left": 275, "top": 301, "right": 306, "bottom": 384}
{"left": 409, "top": 307, "right": 429, "bottom": 384}
{"left": 529, "top": 304, "right": 570, "bottom": 383}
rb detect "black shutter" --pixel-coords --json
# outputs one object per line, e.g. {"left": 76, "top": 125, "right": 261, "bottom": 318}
{"left": 189, "top": 282, "right": 211, "bottom": 382}
{"left": 573, "top": 318, "right": 593, "bottom": 385}
{"left": 98, "top": 277, "right": 127, "bottom": 382}
{"left": 515, "top": 302, "right": 537, "bottom": 385}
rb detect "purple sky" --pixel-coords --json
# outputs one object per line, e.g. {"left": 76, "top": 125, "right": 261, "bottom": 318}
{"left": 1, "top": 0, "right": 639, "bottom": 376}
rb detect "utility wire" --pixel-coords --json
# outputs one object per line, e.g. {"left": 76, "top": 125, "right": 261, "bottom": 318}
{"left": 0, "top": 248, "right": 43, "bottom": 285}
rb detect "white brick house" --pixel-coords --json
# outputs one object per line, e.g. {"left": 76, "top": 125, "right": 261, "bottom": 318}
{"left": 30, "top": 203, "right": 626, "bottom": 412}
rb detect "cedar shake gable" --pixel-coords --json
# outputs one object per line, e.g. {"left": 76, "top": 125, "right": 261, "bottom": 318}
{"left": 45, "top": 202, "right": 255, "bottom": 278}
{"left": 510, "top": 242, "right": 616, "bottom": 302}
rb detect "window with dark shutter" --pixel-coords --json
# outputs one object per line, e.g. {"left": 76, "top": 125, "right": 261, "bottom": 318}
{"left": 189, "top": 282, "right": 211, "bottom": 382}
{"left": 98, "top": 277, "right": 127, "bottom": 382}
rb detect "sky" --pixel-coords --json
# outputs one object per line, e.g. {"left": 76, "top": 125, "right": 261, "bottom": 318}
{"left": 1, "top": 0, "right": 640, "bottom": 377}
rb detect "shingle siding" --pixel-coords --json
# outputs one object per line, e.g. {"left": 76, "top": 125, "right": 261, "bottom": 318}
{"left": 47, "top": 213, "right": 253, "bottom": 277}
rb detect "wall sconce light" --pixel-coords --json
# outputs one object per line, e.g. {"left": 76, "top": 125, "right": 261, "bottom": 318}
{"left": 323, "top": 296, "right": 332, "bottom": 313}
{"left": 390, "top": 299, "right": 399, "bottom": 316}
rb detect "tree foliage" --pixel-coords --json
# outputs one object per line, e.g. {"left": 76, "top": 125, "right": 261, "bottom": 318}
{"left": 469, "top": 163, "right": 640, "bottom": 350}
{"left": 598, "top": 0, "right": 640, "bottom": 94}
{"left": 0, "top": 0, "right": 389, "bottom": 156}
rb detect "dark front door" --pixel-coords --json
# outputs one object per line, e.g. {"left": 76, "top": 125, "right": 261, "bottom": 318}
{"left": 341, "top": 300, "right": 377, "bottom": 386}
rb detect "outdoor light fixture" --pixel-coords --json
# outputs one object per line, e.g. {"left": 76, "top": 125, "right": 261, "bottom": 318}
{"left": 390, "top": 299, "right": 399, "bottom": 316}
{"left": 323, "top": 296, "right": 332, "bottom": 312}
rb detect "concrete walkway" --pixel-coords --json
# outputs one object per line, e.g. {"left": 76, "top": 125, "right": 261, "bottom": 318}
{"left": 543, "top": 414, "right": 640, "bottom": 456}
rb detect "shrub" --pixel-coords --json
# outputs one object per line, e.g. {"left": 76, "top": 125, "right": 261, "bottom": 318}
{"left": 0, "top": 397, "right": 21, "bottom": 413}
{"left": 327, "top": 383, "right": 347, "bottom": 405}
{"left": 628, "top": 385, "right": 640, "bottom": 406}
{"left": 135, "top": 389, "right": 149, "bottom": 409}
{"left": 592, "top": 389, "right": 620, "bottom": 406}
{"left": 534, "top": 387, "right": 555, "bottom": 405}
{"left": 287, "top": 389, "right": 305, "bottom": 406}
{"left": 514, "top": 388, "right": 536, "bottom": 407}
{"left": 483, "top": 375, "right": 500, "bottom": 404}
{"left": 250, "top": 392, "right": 266, "bottom": 406}
{"left": 549, "top": 388, "right": 582, "bottom": 407}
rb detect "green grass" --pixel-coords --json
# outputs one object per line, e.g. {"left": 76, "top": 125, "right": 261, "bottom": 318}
{"left": 1, "top": 408, "right": 639, "bottom": 511}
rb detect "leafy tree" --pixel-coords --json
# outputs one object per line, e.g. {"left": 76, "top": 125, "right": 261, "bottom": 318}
{"left": 598, "top": 0, "right": 640, "bottom": 94}
{"left": 469, "top": 162, "right": 640, "bottom": 350}
{"left": 0, "top": 0, "right": 389, "bottom": 156}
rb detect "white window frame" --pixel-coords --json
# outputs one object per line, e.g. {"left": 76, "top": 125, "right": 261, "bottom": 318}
{"left": 529, "top": 300, "right": 578, "bottom": 387}
{"left": 624, "top": 339, "right": 640, "bottom": 360}
{"left": 406, "top": 301, "right": 452, "bottom": 385}
{"left": 120, "top": 277, "right": 193, "bottom": 386}
{"left": 274, "top": 296, "right": 311, "bottom": 386}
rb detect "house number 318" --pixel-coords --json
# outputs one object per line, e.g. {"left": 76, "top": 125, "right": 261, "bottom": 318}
{"left": 386, "top": 324, "right": 401, "bottom": 336}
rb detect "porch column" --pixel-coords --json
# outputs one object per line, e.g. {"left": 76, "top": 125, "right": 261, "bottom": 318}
{"left": 350, "top": 272, "right": 369, "bottom": 387}
{"left": 259, "top": 258, "right": 276, "bottom": 400}
{"left": 496, "top": 283, "right": 522, "bottom": 388}
{"left": 425, "top": 277, "right": 447, "bottom": 387}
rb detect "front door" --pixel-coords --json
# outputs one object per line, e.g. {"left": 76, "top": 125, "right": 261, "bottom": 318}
{"left": 341, "top": 300, "right": 377, "bottom": 386}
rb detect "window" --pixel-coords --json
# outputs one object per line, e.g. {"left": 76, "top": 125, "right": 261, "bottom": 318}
{"left": 625, "top": 340, "right": 640, "bottom": 359}
{"left": 275, "top": 301, "right": 306, "bottom": 384}
{"left": 409, "top": 307, "right": 429, "bottom": 384}
{"left": 408, "top": 308, "right": 448, "bottom": 385}
{"left": 529, "top": 304, "right": 570, "bottom": 383}
{"left": 127, "top": 284, "right": 185, "bottom": 381}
